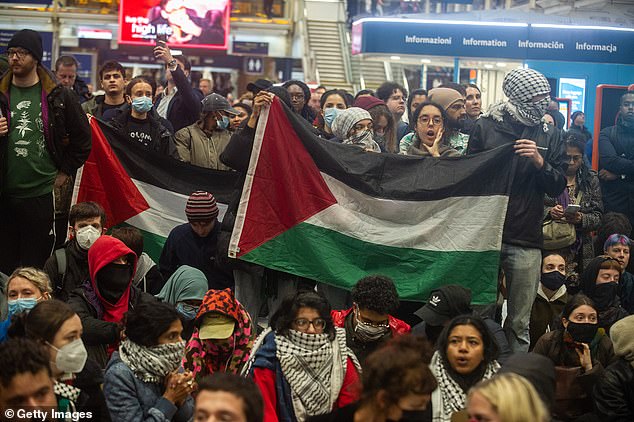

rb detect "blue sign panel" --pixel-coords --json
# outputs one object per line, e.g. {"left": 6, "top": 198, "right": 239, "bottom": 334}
{"left": 0, "top": 29, "right": 53, "bottom": 69}
{"left": 353, "top": 19, "right": 634, "bottom": 65}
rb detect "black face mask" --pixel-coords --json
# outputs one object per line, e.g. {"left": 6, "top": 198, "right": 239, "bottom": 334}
{"left": 541, "top": 271, "right": 566, "bottom": 291}
{"left": 96, "top": 262, "right": 132, "bottom": 304}
{"left": 592, "top": 282, "right": 618, "bottom": 311}
{"left": 566, "top": 321, "right": 598, "bottom": 344}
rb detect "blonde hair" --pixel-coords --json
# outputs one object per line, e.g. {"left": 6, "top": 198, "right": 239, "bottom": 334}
{"left": 468, "top": 373, "right": 548, "bottom": 422}
{"left": 7, "top": 267, "right": 53, "bottom": 296}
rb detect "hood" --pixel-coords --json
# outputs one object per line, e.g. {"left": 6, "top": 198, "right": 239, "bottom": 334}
{"left": 195, "top": 288, "right": 241, "bottom": 323}
{"left": 610, "top": 315, "right": 634, "bottom": 365}
{"left": 155, "top": 265, "right": 208, "bottom": 305}
{"left": 88, "top": 235, "right": 137, "bottom": 302}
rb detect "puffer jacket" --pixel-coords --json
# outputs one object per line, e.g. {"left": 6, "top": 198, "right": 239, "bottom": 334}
{"left": 0, "top": 65, "right": 91, "bottom": 194}
{"left": 467, "top": 114, "right": 567, "bottom": 248}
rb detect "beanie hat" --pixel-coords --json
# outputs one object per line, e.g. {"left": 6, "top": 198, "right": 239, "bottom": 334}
{"left": 331, "top": 107, "right": 372, "bottom": 140}
{"left": 185, "top": 191, "right": 218, "bottom": 222}
{"left": 427, "top": 88, "right": 464, "bottom": 111}
{"left": 8, "top": 29, "right": 43, "bottom": 63}
{"left": 353, "top": 95, "right": 384, "bottom": 111}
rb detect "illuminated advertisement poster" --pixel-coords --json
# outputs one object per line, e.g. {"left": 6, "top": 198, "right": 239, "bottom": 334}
{"left": 119, "top": 0, "right": 230, "bottom": 49}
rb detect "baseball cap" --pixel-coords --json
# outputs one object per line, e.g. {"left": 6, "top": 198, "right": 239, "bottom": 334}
{"left": 201, "top": 93, "right": 239, "bottom": 115}
{"left": 199, "top": 313, "right": 236, "bottom": 340}
{"left": 414, "top": 285, "right": 472, "bottom": 326}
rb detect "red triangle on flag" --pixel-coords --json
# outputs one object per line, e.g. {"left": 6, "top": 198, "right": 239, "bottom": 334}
{"left": 75, "top": 118, "right": 150, "bottom": 227}
{"left": 236, "top": 99, "right": 337, "bottom": 257}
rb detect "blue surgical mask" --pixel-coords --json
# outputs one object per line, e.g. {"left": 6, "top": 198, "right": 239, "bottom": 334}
{"left": 131, "top": 96, "right": 153, "bottom": 113}
{"left": 8, "top": 297, "right": 39, "bottom": 316}
{"left": 216, "top": 115, "right": 230, "bottom": 130}
{"left": 323, "top": 107, "right": 340, "bottom": 127}
{"left": 176, "top": 302, "right": 199, "bottom": 321}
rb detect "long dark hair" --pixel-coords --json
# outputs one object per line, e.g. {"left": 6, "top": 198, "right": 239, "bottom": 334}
{"left": 8, "top": 300, "right": 76, "bottom": 343}
{"left": 282, "top": 80, "right": 315, "bottom": 122}
{"left": 437, "top": 315, "right": 499, "bottom": 366}
{"left": 411, "top": 101, "right": 450, "bottom": 147}
{"left": 125, "top": 301, "right": 180, "bottom": 347}
{"left": 564, "top": 131, "right": 592, "bottom": 192}
{"left": 270, "top": 290, "right": 335, "bottom": 341}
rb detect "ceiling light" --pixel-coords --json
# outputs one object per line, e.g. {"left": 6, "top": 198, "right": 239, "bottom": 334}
{"left": 420, "top": 59, "right": 431, "bottom": 63}
{"left": 496, "top": 62, "right": 507, "bottom": 67}
{"left": 484, "top": 64, "right": 494, "bottom": 69}
{"left": 390, "top": 56, "right": 401, "bottom": 60}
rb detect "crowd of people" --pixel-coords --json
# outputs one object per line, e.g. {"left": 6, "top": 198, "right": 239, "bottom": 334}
{"left": 1, "top": 28, "right": 634, "bottom": 421}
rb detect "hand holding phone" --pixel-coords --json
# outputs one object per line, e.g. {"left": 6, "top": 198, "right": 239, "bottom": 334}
{"left": 564, "top": 204, "right": 581, "bottom": 215}
{"left": 155, "top": 33, "right": 167, "bottom": 46}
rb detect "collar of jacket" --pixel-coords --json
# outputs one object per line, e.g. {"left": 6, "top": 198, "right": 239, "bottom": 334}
{"left": 537, "top": 283, "right": 568, "bottom": 302}
{"left": 0, "top": 65, "right": 59, "bottom": 96}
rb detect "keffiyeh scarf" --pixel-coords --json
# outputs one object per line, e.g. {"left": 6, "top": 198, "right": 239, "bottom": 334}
{"left": 119, "top": 338, "right": 185, "bottom": 383}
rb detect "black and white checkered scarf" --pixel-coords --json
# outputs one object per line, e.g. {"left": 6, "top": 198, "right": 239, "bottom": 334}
{"left": 119, "top": 338, "right": 185, "bottom": 383}
{"left": 276, "top": 327, "right": 359, "bottom": 420}
{"left": 484, "top": 68, "right": 551, "bottom": 126}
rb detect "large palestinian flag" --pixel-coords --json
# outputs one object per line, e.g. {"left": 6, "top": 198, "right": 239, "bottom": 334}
{"left": 229, "top": 98, "right": 517, "bottom": 303}
{"left": 72, "top": 117, "right": 240, "bottom": 259}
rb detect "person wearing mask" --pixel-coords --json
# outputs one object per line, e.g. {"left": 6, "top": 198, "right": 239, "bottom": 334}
{"left": 466, "top": 373, "right": 549, "bottom": 422}
{"left": 153, "top": 44, "right": 203, "bottom": 132}
{"left": 354, "top": 95, "right": 397, "bottom": 153}
{"left": 593, "top": 314, "right": 634, "bottom": 420}
{"left": 0, "top": 267, "right": 52, "bottom": 342}
{"left": 175, "top": 93, "right": 238, "bottom": 169}
{"left": 183, "top": 288, "right": 255, "bottom": 382}
{"left": 533, "top": 293, "right": 616, "bottom": 420}
{"left": 427, "top": 87, "right": 469, "bottom": 155}
{"left": 243, "top": 291, "right": 361, "bottom": 422}
{"left": 193, "top": 373, "right": 264, "bottom": 422}
{"left": 282, "top": 80, "right": 315, "bottom": 123}
{"left": 598, "top": 92, "right": 634, "bottom": 228}
{"left": 579, "top": 256, "right": 628, "bottom": 333}
{"left": 8, "top": 299, "right": 109, "bottom": 420}
{"left": 156, "top": 265, "right": 208, "bottom": 341}
{"left": 229, "top": 102, "right": 252, "bottom": 131}
{"left": 44, "top": 201, "right": 106, "bottom": 302}
{"left": 110, "top": 76, "right": 178, "bottom": 158}
{"left": 603, "top": 233, "right": 634, "bottom": 314}
{"left": 376, "top": 81, "right": 409, "bottom": 141}
{"left": 308, "top": 335, "right": 437, "bottom": 422}
{"left": 68, "top": 235, "right": 155, "bottom": 369}
{"left": 315, "top": 89, "right": 350, "bottom": 140}
{"left": 529, "top": 253, "right": 570, "bottom": 350}
{"left": 407, "top": 88, "right": 428, "bottom": 128}
{"left": 426, "top": 315, "right": 500, "bottom": 421}
{"left": 331, "top": 276, "right": 410, "bottom": 367}
{"left": 82, "top": 60, "right": 127, "bottom": 120}
{"left": 104, "top": 301, "right": 195, "bottom": 421}
{"left": 412, "top": 285, "right": 511, "bottom": 364}
{"left": 399, "top": 101, "right": 458, "bottom": 158}
{"left": 110, "top": 226, "right": 165, "bottom": 296}
{"left": 544, "top": 132, "right": 603, "bottom": 276}
{"left": 466, "top": 68, "right": 567, "bottom": 352}
{"left": 159, "top": 191, "right": 232, "bottom": 290}
{"left": 330, "top": 107, "right": 381, "bottom": 152}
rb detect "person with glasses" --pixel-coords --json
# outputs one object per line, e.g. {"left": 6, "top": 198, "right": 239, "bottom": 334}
{"left": 282, "top": 80, "right": 315, "bottom": 123}
{"left": 399, "top": 102, "right": 459, "bottom": 157}
{"left": 243, "top": 291, "right": 361, "bottom": 422}
{"left": 428, "top": 87, "right": 470, "bottom": 155}
{"left": 544, "top": 132, "right": 603, "bottom": 279}
{"left": 330, "top": 275, "right": 410, "bottom": 368}
{"left": 0, "top": 29, "right": 91, "bottom": 276}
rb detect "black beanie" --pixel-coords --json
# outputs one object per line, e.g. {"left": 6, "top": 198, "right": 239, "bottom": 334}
{"left": 8, "top": 29, "right": 43, "bottom": 63}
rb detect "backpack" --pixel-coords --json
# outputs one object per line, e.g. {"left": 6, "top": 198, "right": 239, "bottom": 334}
{"left": 54, "top": 248, "right": 67, "bottom": 295}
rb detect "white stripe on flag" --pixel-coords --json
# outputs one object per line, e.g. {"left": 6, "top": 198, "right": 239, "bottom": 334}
{"left": 304, "top": 173, "right": 508, "bottom": 252}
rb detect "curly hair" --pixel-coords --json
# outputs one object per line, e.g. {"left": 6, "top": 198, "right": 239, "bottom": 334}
{"left": 7, "top": 267, "right": 52, "bottom": 296}
{"left": 270, "top": 291, "right": 336, "bottom": 341}
{"left": 0, "top": 338, "right": 52, "bottom": 388}
{"left": 376, "top": 82, "right": 408, "bottom": 103}
{"left": 351, "top": 275, "right": 400, "bottom": 315}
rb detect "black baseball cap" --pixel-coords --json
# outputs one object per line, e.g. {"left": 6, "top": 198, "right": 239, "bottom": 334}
{"left": 414, "top": 285, "right": 473, "bottom": 326}
{"left": 247, "top": 78, "right": 273, "bottom": 94}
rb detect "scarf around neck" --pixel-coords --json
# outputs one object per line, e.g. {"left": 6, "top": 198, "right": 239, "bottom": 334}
{"left": 119, "top": 338, "right": 185, "bottom": 383}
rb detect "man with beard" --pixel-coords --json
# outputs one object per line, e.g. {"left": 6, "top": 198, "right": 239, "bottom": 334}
{"left": 0, "top": 29, "right": 91, "bottom": 275}
{"left": 428, "top": 87, "right": 469, "bottom": 154}
{"left": 598, "top": 91, "right": 634, "bottom": 228}
{"left": 467, "top": 68, "right": 567, "bottom": 352}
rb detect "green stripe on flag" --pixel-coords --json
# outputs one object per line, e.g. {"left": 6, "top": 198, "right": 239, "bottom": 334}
{"left": 241, "top": 222, "right": 500, "bottom": 304}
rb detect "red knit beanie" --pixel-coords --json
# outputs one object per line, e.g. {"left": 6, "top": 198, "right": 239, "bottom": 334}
{"left": 185, "top": 191, "right": 218, "bottom": 222}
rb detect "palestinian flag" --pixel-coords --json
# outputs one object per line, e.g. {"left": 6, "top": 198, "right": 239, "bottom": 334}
{"left": 72, "top": 117, "right": 240, "bottom": 259}
{"left": 229, "top": 98, "right": 517, "bottom": 303}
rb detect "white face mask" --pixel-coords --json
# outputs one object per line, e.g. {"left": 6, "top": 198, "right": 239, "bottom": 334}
{"left": 48, "top": 338, "right": 88, "bottom": 374}
{"left": 75, "top": 225, "right": 101, "bottom": 250}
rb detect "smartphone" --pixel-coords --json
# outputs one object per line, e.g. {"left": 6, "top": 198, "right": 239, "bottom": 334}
{"left": 155, "top": 33, "right": 167, "bottom": 46}
{"left": 564, "top": 204, "right": 581, "bottom": 215}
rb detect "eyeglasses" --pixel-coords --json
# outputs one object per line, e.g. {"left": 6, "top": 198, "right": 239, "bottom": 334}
{"left": 293, "top": 318, "right": 326, "bottom": 330}
{"left": 566, "top": 155, "right": 583, "bottom": 162}
{"left": 290, "top": 94, "right": 305, "bottom": 101}
{"left": 6, "top": 48, "right": 30, "bottom": 59}
{"left": 418, "top": 116, "right": 443, "bottom": 126}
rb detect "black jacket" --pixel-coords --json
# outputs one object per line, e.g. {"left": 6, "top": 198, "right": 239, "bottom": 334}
{"left": 598, "top": 117, "right": 634, "bottom": 224}
{"left": 594, "top": 358, "right": 634, "bottom": 421}
{"left": 43, "top": 240, "right": 89, "bottom": 302}
{"left": 156, "top": 66, "right": 203, "bottom": 132}
{"left": 467, "top": 115, "right": 567, "bottom": 248}
{"left": 0, "top": 66, "right": 92, "bottom": 193}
